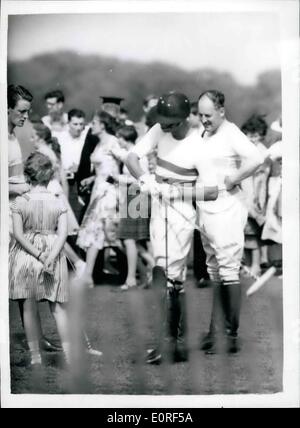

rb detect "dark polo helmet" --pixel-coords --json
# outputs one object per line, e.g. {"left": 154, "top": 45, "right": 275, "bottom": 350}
{"left": 156, "top": 91, "right": 191, "bottom": 124}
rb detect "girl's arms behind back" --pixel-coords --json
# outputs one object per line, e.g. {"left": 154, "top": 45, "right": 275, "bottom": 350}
{"left": 13, "top": 212, "right": 43, "bottom": 260}
{"left": 44, "top": 211, "right": 68, "bottom": 271}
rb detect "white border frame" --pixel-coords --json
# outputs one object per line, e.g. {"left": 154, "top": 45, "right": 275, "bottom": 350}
{"left": 1, "top": 0, "right": 299, "bottom": 408}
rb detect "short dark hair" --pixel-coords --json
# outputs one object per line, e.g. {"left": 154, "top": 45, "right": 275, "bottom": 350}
{"left": 117, "top": 125, "right": 138, "bottom": 144}
{"left": 44, "top": 89, "right": 65, "bottom": 103}
{"left": 68, "top": 108, "right": 85, "bottom": 122}
{"left": 95, "top": 110, "right": 118, "bottom": 135}
{"left": 241, "top": 114, "right": 268, "bottom": 137}
{"left": 7, "top": 84, "right": 33, "bottom": 109}
{"left": 32, "top": 122, "right": 52, "bottom": 143}
{"left": 24, "top": 151, "right": 54, "bottom": 186}
{"left": 198, "top": 90, "right": 225, "bottom": 109}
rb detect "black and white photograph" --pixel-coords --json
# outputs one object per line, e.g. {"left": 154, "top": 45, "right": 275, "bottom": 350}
{"left": 0, "top": 0, "right": 299, "bottom": 408}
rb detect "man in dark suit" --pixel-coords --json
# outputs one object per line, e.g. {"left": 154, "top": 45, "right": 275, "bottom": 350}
{"left": 76, "top": 128, "right": 99, "bottom": 222}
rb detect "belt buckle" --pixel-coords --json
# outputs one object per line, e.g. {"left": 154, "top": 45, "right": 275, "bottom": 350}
{"left": 66, "top": 172, "right": 75, "bottom": 180}
{"left": 167, "top": 278, "right": 183, "bottom": 291}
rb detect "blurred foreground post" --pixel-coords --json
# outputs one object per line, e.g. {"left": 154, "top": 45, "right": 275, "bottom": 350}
{"left": 68, "top": 274, "right": 93, "bottom": 393}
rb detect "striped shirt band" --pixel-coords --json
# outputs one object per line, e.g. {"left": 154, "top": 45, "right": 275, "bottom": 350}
{"left": 157, "top": 157, "right": 198, "bottom": 176}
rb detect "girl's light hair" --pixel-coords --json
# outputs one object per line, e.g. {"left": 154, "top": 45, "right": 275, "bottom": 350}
{"left": 24, "top": 151, "right": 54, "bottom": 186}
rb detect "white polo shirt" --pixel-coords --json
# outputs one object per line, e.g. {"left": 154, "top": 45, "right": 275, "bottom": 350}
{"left": 197, "top": 119, "right": 264, "bottom": 212}
{"left": 130, "top": 123, "right": 216, "bottom": 188}
{"left": 8, "top": 132, "right": 26, "bottom": 187}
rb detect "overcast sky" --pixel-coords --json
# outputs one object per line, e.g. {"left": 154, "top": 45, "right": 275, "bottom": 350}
{"left": 8, "top": 11, "right": 281, "bottom": 85}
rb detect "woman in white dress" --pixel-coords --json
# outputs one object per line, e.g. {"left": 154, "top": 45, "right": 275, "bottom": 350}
{"left": 77, "top": 110, "right": 121, "bottom": 286}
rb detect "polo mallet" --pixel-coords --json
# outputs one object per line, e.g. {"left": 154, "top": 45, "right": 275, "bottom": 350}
{"left": 246, "top": 266, "right": 277, "bottom": 297}
{"left": 147, "top": 197, "right": 171, "bottom": 363}
{"left": 160, "top": 198, "right": 176, "bottom": 360}
{"left": 83, "top": 330, "right": 103, "bottom": 356}
{"left": 164, "top": 200, "right": 169, "bottom": 280}
{"left": 159, "top": 194, "right": 189, "bottom": 363}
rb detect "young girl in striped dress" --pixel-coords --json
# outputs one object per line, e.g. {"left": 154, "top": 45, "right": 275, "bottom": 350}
{"left": 30, "top": 121, "right": 87, "bottom": 278}
{"left": 9, "top": 151, "right": 70, "bottom": 366}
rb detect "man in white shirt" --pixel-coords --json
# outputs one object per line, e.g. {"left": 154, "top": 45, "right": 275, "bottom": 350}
{"left": 8, "top": 84, "right": 61, "bottom": 353}
{"left": 8, "top": 85, "right": 32, "bottom": 204}
{"left": 126, "top": 91, "right": 218, "bottom": 364}
{"left": 42, "top": 89, "right": 68, "bottom": 138}
{"left": 197, "top": 90, "right": 264, "bottom": 354}
{"left": 59, "top": 109, "right": 88, "bottom": 221}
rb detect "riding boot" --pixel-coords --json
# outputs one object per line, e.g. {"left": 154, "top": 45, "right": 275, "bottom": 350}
{"left": 200, "top": 281, "right": 222, "bottom": 352}
{"left": 223, "top": 281, "right": 241, "bottom": 353}
{"left": 146, "top": 266, "right": 167, "bottom": 364}
{"left": 219, "top": 283, "right": 231, "bottom": 333}
{"left": 174, "top": 290, "right": 188, "bottom": 362}
{"left": 166, "top": 287, "right": 179, "bottom": 359}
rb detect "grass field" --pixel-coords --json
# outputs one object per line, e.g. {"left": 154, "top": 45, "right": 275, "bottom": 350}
{"left": 9, "top": 271, "right": 283, "bottom": 396}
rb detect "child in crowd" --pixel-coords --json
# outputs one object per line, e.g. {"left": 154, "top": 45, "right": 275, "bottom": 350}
{"left": 31, "top": 121, "right": 86, "bottom": 278}
{"left": 110, "top": 125, "right": 154, "bottom": 290}
{"left": 9, "top": 152, "right": 70, "bottom": 366}
{"left": 261, "top": 118, "right": 282, "bottom": 274}
{"left": 241, "top": 115, "right": 270, "bottom": 277}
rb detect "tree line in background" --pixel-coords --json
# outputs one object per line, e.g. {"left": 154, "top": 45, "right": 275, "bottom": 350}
{"left": 8, "top": 50, "right": 281, "bottom": 127}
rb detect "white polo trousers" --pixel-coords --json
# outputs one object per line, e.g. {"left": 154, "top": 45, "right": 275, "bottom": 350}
{"left": 198, "top": 197, "right": 248, "bottom": 282}
{"left": 150, "top": 197, "right": 196, "bottom": 282}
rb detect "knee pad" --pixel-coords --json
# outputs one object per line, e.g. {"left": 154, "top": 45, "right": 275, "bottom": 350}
{"left": 219, "top": 269, "right": 240, "bottom": 283}
{"left": 221, "top": 278, "right": 240, "bottom": 286}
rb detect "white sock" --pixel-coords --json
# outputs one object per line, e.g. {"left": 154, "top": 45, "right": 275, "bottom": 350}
{"left": 62, "top": 342, "right": 71, "bottom": 364}
{"left": 28, "top": 341, "right": 42, "bottom": 364}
